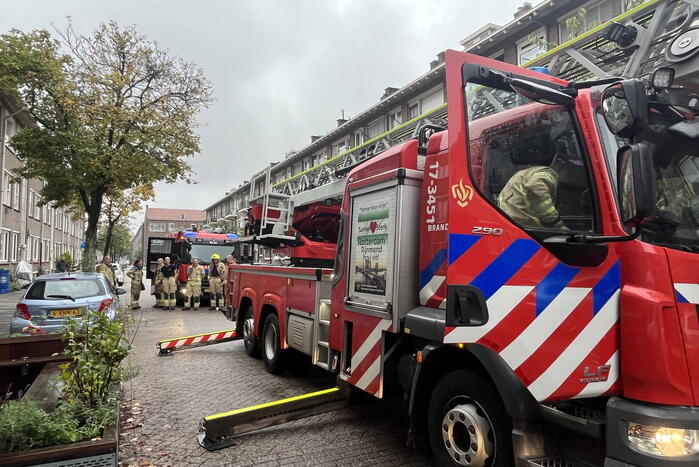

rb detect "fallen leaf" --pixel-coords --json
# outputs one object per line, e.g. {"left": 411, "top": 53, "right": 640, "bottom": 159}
{"left": 126, "top": 418, "right": 134, "bottom": 423}
{"left": 138, "top": 461, "right": 152, "bottom": 467}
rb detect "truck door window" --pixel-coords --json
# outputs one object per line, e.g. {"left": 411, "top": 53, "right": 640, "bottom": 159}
{"left": 465, "top": 82, "right": 596, "bottom": 233}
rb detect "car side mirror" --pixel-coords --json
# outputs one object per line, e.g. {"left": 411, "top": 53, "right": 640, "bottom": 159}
{"left": 601, "top": 79, "right": 648, "bottom": 138}
{"left": 617, "top": 143, "right": 656, "bottom": 228}
{"left": 115, "top": 288, "right": 126, "bottom": 295}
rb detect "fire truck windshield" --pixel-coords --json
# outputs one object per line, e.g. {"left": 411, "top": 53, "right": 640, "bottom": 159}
{"left": 185, "top": 244, "right": 237, "bottom": 264}
{"left": 597, "top": 109, "right": 699, "bottom": 253}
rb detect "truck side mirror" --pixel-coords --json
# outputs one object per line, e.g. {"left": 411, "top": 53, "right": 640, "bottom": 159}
{"left": 601, "top": 80, "right": 648, "bottom": 138}
{"left": 618, "top": 143, "right": 656, "bottom": 229}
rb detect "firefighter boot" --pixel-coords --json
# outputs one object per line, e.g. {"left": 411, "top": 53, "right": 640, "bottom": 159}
{"left": 183, "top": 296, "right": 191, "bottom": 310}
{"left": 209, "top": 298, "right": 216, "bottom": 311}
{"left": 194, "top": 296, "right": 200, "bottom": 311}
{"left": 216, "top": 293, "right": 223, "bottom": 310}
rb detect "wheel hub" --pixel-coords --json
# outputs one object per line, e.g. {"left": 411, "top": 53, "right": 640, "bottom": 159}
{"left": 243, "top": 317, "right": 254, "bottom": 342}
{"left": 441, "top": 402, "right": 494, "bottom": 466}
{"left": 264, "top": 323, "right": 277, "bottom": 360}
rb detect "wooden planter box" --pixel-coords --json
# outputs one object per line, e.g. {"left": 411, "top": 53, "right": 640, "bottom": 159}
{"left": 0, "top": 334, "right": 120, "bottom": 466}
{"left": 0, "top": 420, "right": 119, "bottom": 467}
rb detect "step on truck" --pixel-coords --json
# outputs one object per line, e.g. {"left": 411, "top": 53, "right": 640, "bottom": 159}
{"left": 215, "top": 28, "right": 699, "bottom": 467}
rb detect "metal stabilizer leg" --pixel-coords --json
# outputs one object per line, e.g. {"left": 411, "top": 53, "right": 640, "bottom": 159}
{"left": 197, "top": 385, "right": 351, "bottom": 451}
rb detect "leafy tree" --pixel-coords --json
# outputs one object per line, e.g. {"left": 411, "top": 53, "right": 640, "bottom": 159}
{"left": 97, "top": 218, "right": 132, "bottom": 260}
{"left": 0, "top": 22, "right": 212, "bottom": 270}
{"left": 101, "top": 186, "right": 152, "bottom": 256}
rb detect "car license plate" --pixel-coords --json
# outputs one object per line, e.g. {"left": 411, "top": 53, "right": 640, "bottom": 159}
{"left": 50, "top": 308, "right": 83, "bottom": 318}
{"left": 204, "top": 288, "right": 210, "bottom": 293}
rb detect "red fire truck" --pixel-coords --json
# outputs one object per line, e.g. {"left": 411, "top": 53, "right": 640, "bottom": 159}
{"left": 207, "top": 47, "right": 699, "bottom": 465}
{"left": 146, "top": 230, "right": 239, "bottom": 306}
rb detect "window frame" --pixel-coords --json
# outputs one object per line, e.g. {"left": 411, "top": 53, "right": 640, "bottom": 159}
{"left": 462, "top": 70, "right": 601, "bottom": 236}
{"left": 516, "top": 27, "right": 547, "bottom": 66}
{"left": 149, "top": 222, "right": 166, "bottom": 232}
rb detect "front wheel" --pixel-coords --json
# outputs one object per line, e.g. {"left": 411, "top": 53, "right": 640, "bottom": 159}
{"left": 262, "top": 313, "right": 285, "bottom": 374}
{"left": 242, "top": 306, "right": 259, "bottom": 357}
{"left": 427, "top": 369, "right": 512, "bottom": 467}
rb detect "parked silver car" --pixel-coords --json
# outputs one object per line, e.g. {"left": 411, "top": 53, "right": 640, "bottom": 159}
{"left": 10, "top": 272, "right": 125, "bottom": 335}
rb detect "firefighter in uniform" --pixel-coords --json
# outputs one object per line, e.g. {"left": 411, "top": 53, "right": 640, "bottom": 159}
{"left": 96, "top": 255, "right": 116, "bottom": 290}
{"left": 126, "top": 260, "right": 143, "bottom": 310}
{"left": 208, "top": 254, "right": 226, "bottom": 310}
{"left": 161, "top": 256, "right": 177, "bottom": 311}
{"left": 497, "top": 150, "right": 563, "bottom": 229}
{"left": 153, "top": 257, "right": 165, "bottom": 308}
{"left": 184, "top": 257, "right": 204, "bottom": 310}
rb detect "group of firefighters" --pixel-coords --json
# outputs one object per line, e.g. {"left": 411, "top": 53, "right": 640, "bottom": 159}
{"left": 149, "top": 253, "right": 235, "bottom": 311}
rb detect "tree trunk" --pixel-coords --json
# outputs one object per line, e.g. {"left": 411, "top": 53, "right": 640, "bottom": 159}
{"left": 103, "top": 221, "right": 115, "bottom": 257}
{"left": 81, "top": 191, "right": 104, "bottom": 272}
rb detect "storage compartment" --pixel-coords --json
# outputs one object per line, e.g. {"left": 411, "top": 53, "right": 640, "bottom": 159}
{"left": 287, "top": 313, "right": 314, "bottom": 356}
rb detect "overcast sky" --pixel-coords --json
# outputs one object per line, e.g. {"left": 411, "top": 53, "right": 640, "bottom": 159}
{"left": 1, "top": 0, "right": 525, "bottom": 229}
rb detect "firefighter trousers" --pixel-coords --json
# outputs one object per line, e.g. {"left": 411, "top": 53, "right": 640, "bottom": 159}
{"left": 185, "top": 282, "right": 201, "bottom": 310}
{"left": 209, "top": 277, "right": 223, "bottom": 308}
{"left": 162, "top": 277, "right": 177, "bottom": 308}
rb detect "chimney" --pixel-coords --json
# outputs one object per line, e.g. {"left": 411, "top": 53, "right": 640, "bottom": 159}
{"left": 311, "top": 135, "right": 321, "bottom": 143}
{"left": 430, "top": 51, "right": 446, "bottom": 70}
{"left": 336, "top": 109, "right": 348, "bottom": 127}
{"left": 284, "top": 150, "right": 297, "bottom": 159}
{"left": 381, "top": 87, "right": 399, "bottom": 100}
{"left": 514, "top": 2, "right": 532, "bottom": 19}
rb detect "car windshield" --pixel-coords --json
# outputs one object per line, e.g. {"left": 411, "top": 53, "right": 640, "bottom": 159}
{"left": 27, "top": 278, "right": 106, "bottom": 300}
{"left": 597, "top": 110, "right": 699, "bottom": 253}
{"left": 186, "top": 244, "right": 237, "bottom": 264}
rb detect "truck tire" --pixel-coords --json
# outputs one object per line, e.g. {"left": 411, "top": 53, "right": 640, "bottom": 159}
{"left": 427, "top": 369, "right": 512, "bottom": 467}
{"left": 242, "top": 306, "right": 259, "bottom": 357}
{"left": 262, "top": 313, "right": 285, "bottom": 374}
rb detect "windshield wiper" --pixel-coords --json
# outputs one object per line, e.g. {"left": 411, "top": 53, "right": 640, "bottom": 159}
{"left": 46, "top": 294, "right": 75, "bottom": 301}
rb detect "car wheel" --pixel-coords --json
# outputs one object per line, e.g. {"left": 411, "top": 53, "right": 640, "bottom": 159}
{"left": 427, "top": 369, "right": 512, "bottom": 467}
{"left": 262, "top": 313, "right": 285, "bottom": 374}
{"left": 242, "top": 306, "right": 259, "bottom": 358}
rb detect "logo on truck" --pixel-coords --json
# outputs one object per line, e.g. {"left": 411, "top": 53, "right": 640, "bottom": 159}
{"left": 451, "top": 178, "right": 474, "bottom": 207}
{"left": 580, "top": 364, "right": 611, "bottom": 384}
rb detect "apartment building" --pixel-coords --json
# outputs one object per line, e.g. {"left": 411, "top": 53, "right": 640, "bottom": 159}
{"left": 0, "top": 92, "right": 86, "bottom": 272}
{"left": 205, "top": 0, "right": 646, "bottom": 223}
{"left": 133, "top": 206, "right": 207, "bottom": 262}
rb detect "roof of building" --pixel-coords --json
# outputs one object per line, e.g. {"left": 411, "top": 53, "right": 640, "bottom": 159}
{"left": 145, "top": 207, "right": 206, "bottom": 221}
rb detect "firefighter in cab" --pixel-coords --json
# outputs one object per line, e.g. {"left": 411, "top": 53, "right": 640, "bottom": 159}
{"left": 184, "top": 257, "right": 205, "bottom": 310}
{"left": 209, "top": 254, "right": 226, "bottom": 311}
{"left": 161, "top": 256, "right": 177, "bottom": 311}
{"left": 497, "top": 138, "right": 563, "bottom": 228}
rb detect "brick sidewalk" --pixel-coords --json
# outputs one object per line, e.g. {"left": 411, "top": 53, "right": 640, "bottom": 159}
{"left": 118, "top": 289, "right": 433, "bottom": 467}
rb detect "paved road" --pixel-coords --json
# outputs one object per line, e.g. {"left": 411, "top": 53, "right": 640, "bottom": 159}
{"left": 118, "top": 280, "right": 434, "bottom": 467}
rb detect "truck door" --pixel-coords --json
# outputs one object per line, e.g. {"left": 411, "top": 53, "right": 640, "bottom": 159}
{"left": 146, "top": 237, "right": 172, "bottom": 280}
{"left": 442, "top": 51, "right": 621, "bottom": 402}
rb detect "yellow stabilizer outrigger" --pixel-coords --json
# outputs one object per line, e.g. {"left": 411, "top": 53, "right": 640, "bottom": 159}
{"left": 197, "top": 385, "right": 351, "bottom": 451}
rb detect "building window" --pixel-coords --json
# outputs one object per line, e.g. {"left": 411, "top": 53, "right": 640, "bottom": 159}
{"left": 33, "top": 237, "right": 39, "bottom": 261}
{"left": 179, "top": 214, "right": 185, "bottom": 220}
{"left": 517, "top": 28, "right": 547, "bottom": 65}
{"left": 559, "top": 0, "right": 620, "bottom": 42}
{"left": 150, "top": 222, "right": 165, "bottom": 232}
{"left": 354, "top": 131, "right": 365, "bottom": 147}
{"left": 168, "top": 222, "right": 175, "bottom": 231}
{"left": 28, "top": 191, "right": 34, "bottom": 218}
{"left": 368, "top": 119, "right": 384, "bottom": 139}
{"left": 11, "top": 232, "right": 18, "bottom": 262}
{"left": 3, "top": 171, "right": 10, "bottom": 207}
{"left": 0, "top": 230, "right": 8, "bottom": 262}
{"left": 420, "top": 88, "right": 444, "bottom": 114}
{"left": 407, "top": 103, "right": 419, "bottom": 120}
{"left": 11, "top": 181, "right": 19, "bottom": 210}
{"left": 387, "top": 110, "right": 402, "bottom": 130}
{"left": 34, "top": 196, "right": 41, "bottom": 219}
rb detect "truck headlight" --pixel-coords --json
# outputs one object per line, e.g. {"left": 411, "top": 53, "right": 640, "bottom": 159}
{"left": 627, "top": 422, "right": 699, "bottom": 457}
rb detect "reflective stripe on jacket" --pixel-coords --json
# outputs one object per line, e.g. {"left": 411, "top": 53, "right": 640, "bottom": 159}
{"left": 497, "top": 166, "right": 562, "bottom": 228}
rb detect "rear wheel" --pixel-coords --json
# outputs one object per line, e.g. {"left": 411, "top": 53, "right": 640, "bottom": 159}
{"left": 242, "top": 306, "right": 259, "bottom": 357}
{"left": 262, "top": 313, "right": 285, "bottom": 374}
{"left": 427, "top": 369, "right": 512, "bottom": 467}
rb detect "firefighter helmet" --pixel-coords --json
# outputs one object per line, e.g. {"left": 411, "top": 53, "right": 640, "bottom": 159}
{"left": 211, "top": 253, "right": 221, "bottom": 260}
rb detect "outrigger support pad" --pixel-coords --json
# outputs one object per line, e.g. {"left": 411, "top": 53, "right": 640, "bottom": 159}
{"left": 197, "top": 385, "right": 351, "bottom": 451}
{"left": 157, "top": 329, "right": 240, "bottom": 356}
